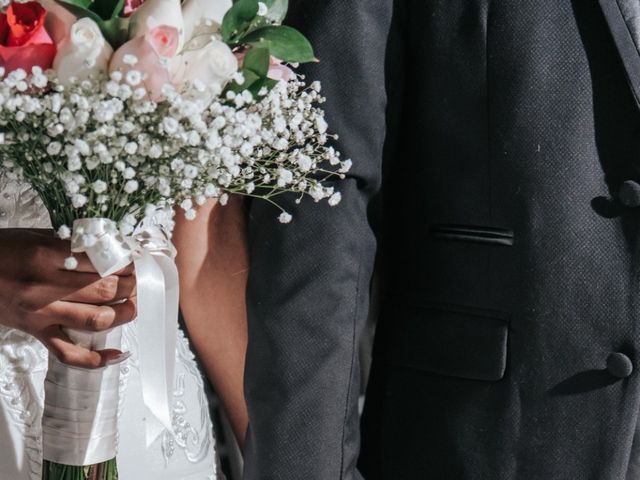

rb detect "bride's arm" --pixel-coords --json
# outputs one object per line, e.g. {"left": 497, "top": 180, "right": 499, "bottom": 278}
{"left": 172, "top": 197, "right": 249, "bottom": 448}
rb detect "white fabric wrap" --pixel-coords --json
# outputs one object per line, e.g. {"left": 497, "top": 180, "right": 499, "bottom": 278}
{"left": 42, "top": 217, "right": 179, "bottom": 466}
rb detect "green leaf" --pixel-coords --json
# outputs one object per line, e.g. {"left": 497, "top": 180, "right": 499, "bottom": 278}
{"left": 221, "top": 0, "right": 259, "bottom": 44}
{"left": 91, "top": 0, "right": 123, "bottom": 19}
{"left": 225, "top": 68, "right": 261, "bottom": 94}
{"left": 243, "top": 46, "right": 270, "bottom": 77}
{"left": 110, "top": 0, "right": 126, "bottom": 18}
{"left": 100, "top": 17, "right": 130, "bottom": 48}
{"left": 227, "top": 70, "right": 279, "bottom": 98}
{"left": 56, "top": 0, "right": 124, "bottom": 20}
{"left": 243, "top": 15, "right": 272, "bottom": 37}
{"left": 247, "top": 79, "right": 266, "bottom": 97}
{"left": 238, "top": 2, "right": 288, "bottom": 40}
{"left": 243, "top": 25, "right": 316, "bottom": 63}
{"left": 264, "top": 77, "right": 278, "bottom": 89}
{"left": 249, "top": 76, "right": 278, "bottom": 96}
{"left": 262, "top": 0, "right": 288, "bottom": 24}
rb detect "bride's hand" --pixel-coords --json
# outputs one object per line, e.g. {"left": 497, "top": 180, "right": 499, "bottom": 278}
{"left": 0, "top": 229, "right": 137, "bottom": 369}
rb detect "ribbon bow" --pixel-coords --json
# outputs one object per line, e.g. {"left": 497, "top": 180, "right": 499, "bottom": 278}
{"left": 70, "top": 217, "right": 179, "bottom": 447}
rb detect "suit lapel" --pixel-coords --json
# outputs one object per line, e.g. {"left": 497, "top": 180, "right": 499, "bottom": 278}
{"left": 599, "top": 0, "right": 640, "bottom": 109}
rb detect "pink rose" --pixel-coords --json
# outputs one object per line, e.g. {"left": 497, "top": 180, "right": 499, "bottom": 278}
{"left": 267, "top": 57, "right": 296, "bottom": 82}
{"left": 235, "top": 51, "right": 296, "bottom": 82}
{"left": 147, "top": 24, "right": 178, "bottom": 57}
{"left": 109, "top": 25, "right": 179, "bottom": 100}
{"left": 0, "top": 2, "right": 56, "bottom": 74}
{"left": 124, "top": 0, "right": 145, "bottom": 17}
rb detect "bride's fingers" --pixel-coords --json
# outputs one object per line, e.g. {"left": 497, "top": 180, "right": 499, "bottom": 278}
{"left": 35, "top": 298, "right": 137, "bottom": 331}
{"left": 19, "top": 272, "right": 104, "bottom": 312}
{"left": 62, "top": 274, "right": 137, "bottom": 304}
{"left": 52, "top": 269, "right": 136, "bottom": 303}
{"left": 38, "top": 326, "right": 125, "bottom": 369}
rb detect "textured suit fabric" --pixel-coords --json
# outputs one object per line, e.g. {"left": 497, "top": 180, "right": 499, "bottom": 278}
{"left": 358, "top": 0, "right": 640, "bottom": 479}
{"left": 616, "top": 0, "right": 640, "bottom": 52}
{"left": 242, "top": 1, "right": 392, "bottom": 479}
{"left": 245, "top": 0, "right": 640, "bottom": 478}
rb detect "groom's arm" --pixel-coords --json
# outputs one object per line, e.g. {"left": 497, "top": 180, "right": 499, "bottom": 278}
{"left": 243, "top": 1, "right": 396, "bottom": 479}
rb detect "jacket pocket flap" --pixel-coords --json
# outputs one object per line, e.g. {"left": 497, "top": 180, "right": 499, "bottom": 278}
{"left": 388, "top": 303, "right": 509, "bottom": 381}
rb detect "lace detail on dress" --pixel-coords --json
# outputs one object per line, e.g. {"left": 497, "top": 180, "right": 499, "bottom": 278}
{"left": 0, "top": 174, "right": 51, "bottom": 480}
{"left": 0, "top": 328, "right": 47, "bottom": 480}
{"left": 121, "top": 323, "right": 216, "bottom": 474}
{"left": 162, "top": 330, "right": 215, "bottom": 473}
{"left": 0, "top": 174, "right": 50, "bottom": 229}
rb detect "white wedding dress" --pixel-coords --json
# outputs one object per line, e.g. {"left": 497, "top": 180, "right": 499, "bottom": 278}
{"left": 0, "top": 174, "right": 219, "bottom": 480}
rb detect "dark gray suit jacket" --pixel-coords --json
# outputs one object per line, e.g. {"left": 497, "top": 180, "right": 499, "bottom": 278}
{"left": 243, "top": 1, "right": 390, "bottom": 478}
{"left": 245, "top": 0, "right": 640, "bottom": 479}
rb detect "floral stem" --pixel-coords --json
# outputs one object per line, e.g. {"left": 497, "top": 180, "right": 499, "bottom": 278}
{"left": 42, "top": 459, "right": 118, "bottom": 480}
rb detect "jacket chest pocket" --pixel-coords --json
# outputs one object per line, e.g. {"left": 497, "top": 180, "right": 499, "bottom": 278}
{"left": 430, "top": 224, "right": 515, "bottom": 247}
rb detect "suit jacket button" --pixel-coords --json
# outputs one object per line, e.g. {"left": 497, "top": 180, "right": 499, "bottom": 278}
{"left": 619, "top": 181, "right": 640, "bottom": 207}
{"left": 607, "top": 353, "right": 633, "bottom": 378}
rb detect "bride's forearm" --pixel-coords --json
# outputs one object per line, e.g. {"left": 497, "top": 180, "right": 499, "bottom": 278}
{"left": 172, "top": 198, "right": 249, "bottom": 449}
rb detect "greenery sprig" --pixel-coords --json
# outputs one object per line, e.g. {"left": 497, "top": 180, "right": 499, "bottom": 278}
{"left": 222, "top": 0, "right": 316, "bottom": 95}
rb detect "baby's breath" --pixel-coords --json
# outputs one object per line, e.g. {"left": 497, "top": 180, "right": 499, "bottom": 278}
{"left": 0, "top": 69, "right": 350, "bottom": 229}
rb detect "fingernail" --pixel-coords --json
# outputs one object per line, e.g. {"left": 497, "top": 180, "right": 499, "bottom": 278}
{"left": 105, "top": 351, "right": 131, "bottom": 366}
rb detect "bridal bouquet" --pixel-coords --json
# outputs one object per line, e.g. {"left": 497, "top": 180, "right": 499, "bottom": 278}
{"left": 0, "top": 0, "right": 349, "bottom": 478}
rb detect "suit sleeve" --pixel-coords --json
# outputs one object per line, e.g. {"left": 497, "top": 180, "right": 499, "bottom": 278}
{"left": 243, "top": 2, "right": 397, "bottom": 478}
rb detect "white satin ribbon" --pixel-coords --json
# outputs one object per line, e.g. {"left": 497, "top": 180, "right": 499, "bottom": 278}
{"left": 72, "top": 217, "right": 179, "bottom": 446}
{"left": 43, "top": 327, "right": 122, "bottom": 465}
{"left": 42, "top": 217, "right": 179, "bottom": 466}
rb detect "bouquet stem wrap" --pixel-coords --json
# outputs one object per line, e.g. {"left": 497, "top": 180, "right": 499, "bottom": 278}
{"left": 43, "top": 328, "right": 123, "bottom": 465}
{"left": 42, "top": 218, "right": 179, "bottom": 466}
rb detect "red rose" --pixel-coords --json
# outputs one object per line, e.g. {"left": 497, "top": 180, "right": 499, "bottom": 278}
{"left": 6, "top": 1, "right": 47, "bottom": 46}
{"left": 0, "top": 14, "right": 8, "bottom": 45}
{"left": 0, "top": 1, "right": 56, "bottom": 75}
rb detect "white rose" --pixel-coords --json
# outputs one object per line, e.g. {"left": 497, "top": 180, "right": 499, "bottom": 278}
{"left": 53, "top": 18, "right": 113, "bottom": 86}
{"left": 129, "top": 0, "right": 185, "bottom": 49}
{"left": 181, "top": 0, "right": 232, "bottom": 42}
{"left": 170, "top": 38, "right": 237, "bottom": 92}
